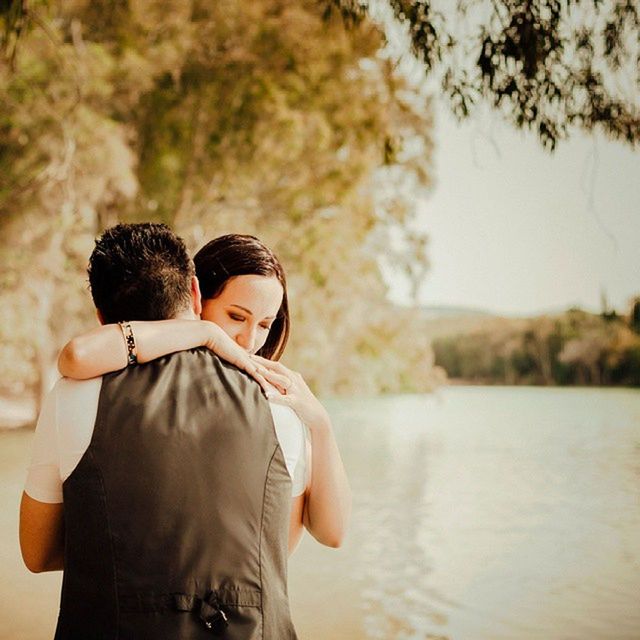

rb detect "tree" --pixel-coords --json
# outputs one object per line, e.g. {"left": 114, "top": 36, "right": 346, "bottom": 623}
{"left": 5, "top": 1, "right": 638, "bottom": 151}
{"left": 432, "top": 306, "right": 640, "bottom": 386}
{"left": 0, "top": 14, "right": 138, "bottom": 406}
{"left": 0, "top": 0, "right": 437, "bottom": 402}
{"left": 334, "top": 0, "right": 640, "bottom": 150}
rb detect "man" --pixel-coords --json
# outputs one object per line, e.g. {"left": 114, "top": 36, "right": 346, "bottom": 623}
{"left": 19, "top": 223, "right": 301, "bottom": 639}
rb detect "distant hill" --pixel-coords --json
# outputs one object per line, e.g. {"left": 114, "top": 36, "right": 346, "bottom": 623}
{"left": 403, "top": 304, "right": 606, "bottom": 340}
{"left": 415, "top": 304, "right": 496, "bottom": 319}
{"left": 392, "top": 304, "right": 529, "bottom": 340}
{"left": 414, "top": 303, "right": 595, "bottom": 320}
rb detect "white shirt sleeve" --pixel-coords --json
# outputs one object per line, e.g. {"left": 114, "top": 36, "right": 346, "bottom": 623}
{"left": 291, "top": 421, "right": 311, "bottom": 498}
{"left": 269, "top": 402, "right": 309, "bottom": 497}
{"left": 24, "top": 386, "right": 62, "bottom": 504}
{"left": 24, "top": 377, "right": 102, "bottom": 504}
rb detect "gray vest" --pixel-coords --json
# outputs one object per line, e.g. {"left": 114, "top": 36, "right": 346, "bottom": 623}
{"left": 54, "top": 348, "right": 298, "bottom": 639}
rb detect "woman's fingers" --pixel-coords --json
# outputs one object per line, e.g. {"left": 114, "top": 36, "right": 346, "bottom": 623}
{"left": 261, "top": 369, "right": 292, "bottom": 395}
{"left": 248, "top": 356, "right": 294, "bottom": 394}
{"left": 250, "top": 354, "right": 291, "bottom": 376}
{"left": 266, "top": 390, "right": 293, "bottom": 407}
{"left": 252, "top": 370, "right": 271, "bottom": 394}
{"left": 251, "top": 355, "right": 312, "bottom": 396}
{"left": 250, "top": 354, "right": 271, "bottom": 364}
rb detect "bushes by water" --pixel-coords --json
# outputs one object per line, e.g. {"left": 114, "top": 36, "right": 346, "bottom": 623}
{"left": 433, "top": 300, "right": 640, "bottom": 386}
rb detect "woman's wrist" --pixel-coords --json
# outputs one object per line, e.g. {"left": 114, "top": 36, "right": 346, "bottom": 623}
{"left": 306, "top": 406, "right": 332, "bottom": 434}
{"left": 200, "top": 320, "right": 224, "bottom": 349}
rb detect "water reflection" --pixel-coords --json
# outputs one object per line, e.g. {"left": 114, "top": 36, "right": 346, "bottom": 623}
{"left": 290, "top": 387, "right": 640, "bottom": 640}
{"left": 349, "top": 396, "right": 456, "bottom": 639}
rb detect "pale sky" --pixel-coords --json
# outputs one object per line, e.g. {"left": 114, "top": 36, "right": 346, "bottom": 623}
{"left": 389, "top": 102, "right": 640, "bottom": 317}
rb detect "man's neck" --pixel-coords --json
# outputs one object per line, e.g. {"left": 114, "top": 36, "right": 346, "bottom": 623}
{"left": 172, "top": 310, "right": 198, "bottom": 321}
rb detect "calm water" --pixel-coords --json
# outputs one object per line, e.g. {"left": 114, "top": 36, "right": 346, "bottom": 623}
{"left": 2, "top": 387, "right": 640, "bottom": 639}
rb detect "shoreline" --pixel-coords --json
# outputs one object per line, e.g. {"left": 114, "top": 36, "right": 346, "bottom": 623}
{"left": 3, "top": 382, "right": 639, "bottom": 429}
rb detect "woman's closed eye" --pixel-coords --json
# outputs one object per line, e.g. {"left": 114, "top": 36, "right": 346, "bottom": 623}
{"left": 228, "top": 312, "right": 271, "bottom": 331}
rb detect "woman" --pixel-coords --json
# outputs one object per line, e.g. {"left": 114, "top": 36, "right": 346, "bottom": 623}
{"left": 58, "top": 233, "right": 351, "bottom": 554}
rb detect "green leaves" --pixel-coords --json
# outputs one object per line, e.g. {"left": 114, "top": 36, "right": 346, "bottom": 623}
{"left": 351, "top": 0, "right": 640, "bottom": 150}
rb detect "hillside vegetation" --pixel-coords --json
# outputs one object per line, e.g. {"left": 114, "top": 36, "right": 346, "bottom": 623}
{"left": 432, "top": 300, "right": 640, "bottom": 386}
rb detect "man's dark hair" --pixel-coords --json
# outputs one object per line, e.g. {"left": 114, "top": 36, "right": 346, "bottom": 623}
{"left": 88, "top": 223, "right": 194, "bottom": 323}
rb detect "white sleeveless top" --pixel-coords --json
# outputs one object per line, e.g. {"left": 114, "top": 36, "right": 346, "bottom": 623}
{"left": 25, "top": 377, "right": 309, "bottom": 503}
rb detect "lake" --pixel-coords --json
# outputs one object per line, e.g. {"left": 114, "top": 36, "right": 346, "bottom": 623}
{"left": 2, "top": 387, "right": 639, "bottom": 639}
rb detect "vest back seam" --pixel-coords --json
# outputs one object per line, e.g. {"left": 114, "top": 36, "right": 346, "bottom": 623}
{"left": 258, "top": 444, "right": 280, "bottom": 640}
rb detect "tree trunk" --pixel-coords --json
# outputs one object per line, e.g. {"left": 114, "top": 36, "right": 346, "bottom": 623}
{"left": 33, "top": 278, "right": 57, "bottom": 415}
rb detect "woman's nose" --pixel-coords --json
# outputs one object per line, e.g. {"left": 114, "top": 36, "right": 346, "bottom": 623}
{"left": 236, "top": 326, "right": 257, "bottom": 352}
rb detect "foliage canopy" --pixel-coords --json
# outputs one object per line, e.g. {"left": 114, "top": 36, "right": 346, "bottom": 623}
{"left": 334, "top": 0, "right": 640, "bottom": 149}
{"left": 0, "top": 0, "right": 436, "bottom": 402}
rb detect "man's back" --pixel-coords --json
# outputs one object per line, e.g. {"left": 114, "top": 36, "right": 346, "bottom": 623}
{"left": 55, "top": 349, "right": 298, "bottom": 640}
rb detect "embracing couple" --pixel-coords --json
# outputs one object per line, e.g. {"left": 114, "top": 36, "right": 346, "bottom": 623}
{"left": 19, "top": 223, "right": 351, "bottom": 639}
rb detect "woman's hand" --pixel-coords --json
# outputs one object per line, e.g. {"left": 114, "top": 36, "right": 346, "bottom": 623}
{"left": 249, "top": 354, "right": 330, "bottom": 430}
{"left": 203, "top": 322, "right": 270, "bottom": 393}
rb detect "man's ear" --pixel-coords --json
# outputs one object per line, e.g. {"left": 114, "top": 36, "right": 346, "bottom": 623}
{"left": 96, "top": 309, "right": 106, "bottom": 325}
{"left": 191, "top": 275, "right": 202, "bottom": 317}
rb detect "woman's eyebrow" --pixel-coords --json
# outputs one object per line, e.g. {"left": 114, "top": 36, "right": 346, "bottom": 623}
{"left": 229, "top": 304, "right": 253, "bottom": 315}
{"left": 229, "top": 304, "right": 276, "bottom": 320}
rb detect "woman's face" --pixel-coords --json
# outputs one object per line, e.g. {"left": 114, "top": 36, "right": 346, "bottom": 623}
{"left": 200, "top": 274, "right": 284, "bottom": 354}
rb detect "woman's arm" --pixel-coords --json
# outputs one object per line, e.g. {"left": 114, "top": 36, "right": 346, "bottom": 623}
{"left": 299, "top": 410, "right": 351, "bottom": 548}
{"left": 251, "top": 355, "right": 352, "bottom": 548}
{"left": 58, "top": 320, "right": 268, "bottom": 389}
